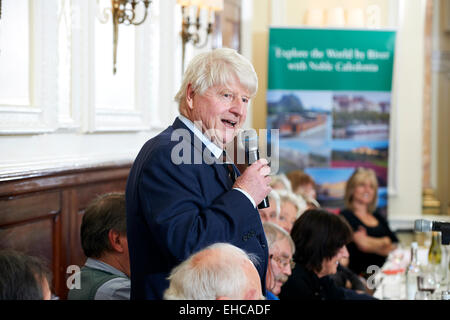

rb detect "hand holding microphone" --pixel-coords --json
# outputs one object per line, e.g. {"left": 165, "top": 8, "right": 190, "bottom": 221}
{"left": 233, "top": 129, "right": 271, "bottom": 208}
{"left": 233, "top": 159, "right": 272, "bottom": 206}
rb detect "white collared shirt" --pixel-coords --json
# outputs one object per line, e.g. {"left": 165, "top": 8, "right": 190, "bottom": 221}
{"left": 178, "top": 115, "right": 256, "bottom": 208}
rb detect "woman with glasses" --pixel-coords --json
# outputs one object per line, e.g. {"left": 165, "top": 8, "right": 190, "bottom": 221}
{"left": 340, "top": 168, "right": 398, "bottom": 278}
{"left": 278, "top": 209, "right": 375, "bottom": 300}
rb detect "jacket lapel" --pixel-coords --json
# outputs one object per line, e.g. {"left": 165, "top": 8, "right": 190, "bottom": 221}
{"left": 172, "top": 118, "right": 231, "bottom": 190}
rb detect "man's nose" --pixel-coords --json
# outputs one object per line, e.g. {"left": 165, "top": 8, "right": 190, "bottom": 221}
{"left": 284, "top": 265, "right": 292, "bottom": 276}
{"left": 229, "top": 98, "right": 245, "bottom": 116}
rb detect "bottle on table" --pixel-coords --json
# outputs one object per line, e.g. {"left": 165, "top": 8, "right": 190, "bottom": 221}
{"left": 428, "top": 231, "right": 442, "bottom": 265}
{"left": 405, "top": 242, "right": 421, "bottom": 300}
{"left": 428, "top": 231, "right": 445, "bottom": 286}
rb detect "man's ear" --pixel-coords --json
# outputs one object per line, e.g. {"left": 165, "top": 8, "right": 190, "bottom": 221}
{"left": 108, "top": 229, "right": 125, "bottom": 253}
{"left": 185, "top": 83, "right": 195, "bottom": 110}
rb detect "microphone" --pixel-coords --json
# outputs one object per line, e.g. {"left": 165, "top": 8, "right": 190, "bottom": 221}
{"left": 242, "top": 129, "right": 270, "bottom": 209}
{"left": 414, "top": 219, "right": 450, "bottom": 232}
{"left": 414, "top": 219, "right": 450, "bottom": 245}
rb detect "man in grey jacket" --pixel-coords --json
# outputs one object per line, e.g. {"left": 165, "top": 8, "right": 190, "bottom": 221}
{"left": 68, "top": 192, "right": 130, "bottom": 300}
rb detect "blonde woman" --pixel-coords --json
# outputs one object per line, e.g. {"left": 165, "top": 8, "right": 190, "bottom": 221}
{"left": 340, "top": 168, "right": 398, "bottom": 277}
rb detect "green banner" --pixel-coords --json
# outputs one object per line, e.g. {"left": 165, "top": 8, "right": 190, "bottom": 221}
{"left": 267, "top": 28, "right": 396, "bottom": 214}
{"left": 268, "top": 28, "right": 396, "bottom": 91}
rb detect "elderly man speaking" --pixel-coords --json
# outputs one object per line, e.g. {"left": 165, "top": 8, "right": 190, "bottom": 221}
{"left": 126, "top": 48, "right": 271, "bottom": 300}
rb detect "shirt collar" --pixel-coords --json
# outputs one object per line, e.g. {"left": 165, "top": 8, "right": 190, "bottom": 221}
{"left": 85, "top": 258, "right": 129, "bottom": 278}
{"left": 178, "top": 115, "right": 223, "bottom": 160}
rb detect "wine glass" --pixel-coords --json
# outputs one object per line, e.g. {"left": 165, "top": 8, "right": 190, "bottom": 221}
{"left": 416, "top": 269, "right": 437, "bottom": 300}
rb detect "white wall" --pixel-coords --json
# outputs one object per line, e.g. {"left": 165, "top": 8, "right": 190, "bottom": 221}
{"left": 386, "top": 0, "right": 450, "bottom": 228}
{"left": 386, "top": 0, "right": 426, "bottom": 228}
{"left": 0, "top": 0, "right": 180, "bottom": 177}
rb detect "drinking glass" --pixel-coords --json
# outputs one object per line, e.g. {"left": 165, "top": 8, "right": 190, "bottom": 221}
{"left": 415, "top": 290, "right": 432, "bottom": 300}
{"left": 417, "top": 269, "right": 437, "bottom": 299}
{"left": 382, "top": 272, "right": 402, "bottom": 300}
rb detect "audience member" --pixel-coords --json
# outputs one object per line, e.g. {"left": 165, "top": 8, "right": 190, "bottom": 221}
{"left": 0, "top": 249, "right": 52, "bottom": 300}
{"left": 270, "top": 174, "right": 292, "bottom": 191}
{"left": 286, "top": 170, "right": 316, "bottom": 199}
{"left": 286, "top": 170, "right": 320, "bottom": 209}
{"left": 68, "top": 192, "right": 131, "bottom": 300}
{"left": 275, "top": 189, "right": 307, "bottom": 233}
{"left": 263, "top": 222, "right": 295, "bottom": 300}
{"left": 278, "top": 209, "right": 376, "bottom": 300}
{"left": 164, "top": 243, "right": 264, "bottom": 300}
{"left": 283, "top": 174, "right": 368, "bottom": 293}
{"left": 340, "top": 168, "right": 398, "bottom": 277}
{"left": 258, "top": 190, "right": 281, "bottom": 224}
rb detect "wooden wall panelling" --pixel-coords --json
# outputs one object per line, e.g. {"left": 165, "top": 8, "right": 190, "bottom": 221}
{"left": 0, "top": 164, "right": 131, "bottom": 299}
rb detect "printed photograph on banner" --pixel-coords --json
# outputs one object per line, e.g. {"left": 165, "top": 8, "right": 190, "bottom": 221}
{"left": 332, "top": 91, "right": 391, "bottom": 140}
{"left": 331, "top": 140, "right": 388, "bottom": 187}
{"left": 267, "top": 89, "right": 332, "bottom": 173}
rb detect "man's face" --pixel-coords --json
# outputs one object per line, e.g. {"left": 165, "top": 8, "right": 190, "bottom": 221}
{"left": 267, "top": 238, "right": 293, "bottom": 295}
{"left": 258, "top": 201, "right": 278, "bottom": 224}
{"left": 319, "top": 245, "right": 349, "bottom": 278}
{"left": 120, "top": 234, "right": 131, "bottom": 277}
{"left": 186, "top": 77, "right": 250, "bottom": 148}
{"left": 278, "top": 201, "right": 297, "bottom": 233}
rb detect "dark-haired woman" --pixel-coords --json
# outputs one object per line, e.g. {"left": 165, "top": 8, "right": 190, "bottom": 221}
{"left": 278, "top": 209, "right": 375, "bottom": 300}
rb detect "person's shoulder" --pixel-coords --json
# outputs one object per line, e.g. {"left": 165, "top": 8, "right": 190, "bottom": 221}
{"left": 279, "top": 265, "right": 315, "bottom": 299}
{"left": 137, "top": 127, "right": 192, "bottom": 167}
{"left": 95, "top": 277, "right": 131, "bottom": 300}
{"left": 372, "top": 208, "right": 384, "bottom": 219}
{"left": 372, "top": 209, "right": 390, "bottom": 225}
{"left": 339, "top": 208, "right": 361, "bottom": 229}
{"left": 286, "top": 264, "right": 312, "bottom": 287}
{"left": 339, "top": 208, "right": 355, "bottom": 220}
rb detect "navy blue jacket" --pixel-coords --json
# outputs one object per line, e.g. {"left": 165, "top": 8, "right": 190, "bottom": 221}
{"left": 126, "top": 118, "right": 268, "bottom": 299}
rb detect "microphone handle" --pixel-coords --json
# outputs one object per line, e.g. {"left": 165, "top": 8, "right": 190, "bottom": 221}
{"left": 248, "top": 149, "right": 270, "bottom": 209}
{"left": 432, "top": 221, "right": 444, "bottom": 231}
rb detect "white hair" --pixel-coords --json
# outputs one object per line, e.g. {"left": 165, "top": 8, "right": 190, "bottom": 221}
{"left": 270, "top": 174, "right": 293, "bottom": 192}
{"left": 164, "top": 243, "right": 259, "bottom": 300}
{"left": 275, "top": 189, "right": 307, "bottom": 218}
{"left": 267, "top": 190, "right": 281, "bottom": 219}
{"left": 174, "top": 48, "right": 258, "bottom": 111}
{"left": 262, "top": 222, "right": 295, "bottom": 254}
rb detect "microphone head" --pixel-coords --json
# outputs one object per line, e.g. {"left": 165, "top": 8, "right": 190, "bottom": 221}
{"left": 241, "top": 129, "right": 258, "bottom": 152}
{"left": 414, "top": 219, "right": 433, "bottom": 232}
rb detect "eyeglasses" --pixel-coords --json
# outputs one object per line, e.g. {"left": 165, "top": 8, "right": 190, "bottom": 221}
{"left": 270, "top": 254, "right": 295, "bottom": 269}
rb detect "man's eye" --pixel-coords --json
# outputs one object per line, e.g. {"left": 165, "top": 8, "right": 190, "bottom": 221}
{"left": 223, "top": 93, "right": 233, "bottom": 99}
{"left": 242, "top": 97, "right": 249, "bottom": 103}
